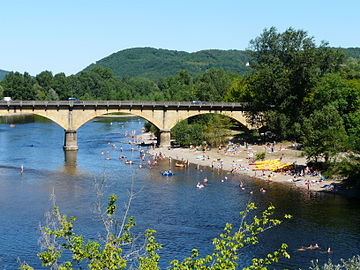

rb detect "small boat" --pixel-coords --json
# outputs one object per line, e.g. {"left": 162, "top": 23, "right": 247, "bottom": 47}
{"left": 125, "top": 160, "right": 133, "bottom": 165}
{"left": 175, "top": 163, "right": 186, "bottom": 168}
{"left": 161, "top": 170, "right": 174, "bottom": 176}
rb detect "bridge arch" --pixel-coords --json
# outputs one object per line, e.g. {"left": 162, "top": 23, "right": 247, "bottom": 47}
{"left": 71, "top": 109, "right": 163, "bottom": 131}
{"left": 0, "top": 110, "right": 69, "bottom": 130}
{"left": 164, "top": 110, "right": 253, "bottom": 131}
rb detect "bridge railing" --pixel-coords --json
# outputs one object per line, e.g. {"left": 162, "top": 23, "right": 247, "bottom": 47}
{"left": 0, "top": 100, "right": 254, "bottom": 110}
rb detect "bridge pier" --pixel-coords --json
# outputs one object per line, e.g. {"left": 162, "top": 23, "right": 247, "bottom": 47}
{"left": 63, "top": 130, "right": 78, "bottom": 151}
{"left": 159, "top": 129, "right": 171, "bottom": 148}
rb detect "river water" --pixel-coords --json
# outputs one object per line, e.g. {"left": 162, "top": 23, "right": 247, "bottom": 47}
{"left": 0, "top": 115, "right": 359, "bottom": 269}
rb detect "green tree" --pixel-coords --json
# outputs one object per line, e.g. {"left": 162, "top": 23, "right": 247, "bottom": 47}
{"left": 341, "top": 58, "right": 360, "bottom": 79}
{"left": 224, "top": 74, "right": 254, "bottom": 102}
{"left": 51, "top": 73, "right": 72, "bottom": 100}
{"left": 203, "top": 114, "right": 234, "bottom": 146}
{"left": 36, "top": 71, "right": 53, "bottom": 89}
{"left": 0, "top": 84, "right": 4, "bottom": 99}
{"left": 302, "top": 105, "right": 348, "bottom": 162}
{"left": 46, "top": 88, "right": 60, "bottom": 101}
{"left": 171, "top": 120, "right": 205, "bottom": 147}
{"left": 306, "top": 73, "right": 360, "bottom": 119}
{"left": 193, "top": 68, "right": 230, "bottom": 101}
{"left": 2, "top": 72, "right": 36, "bottom": 100}
{"left": 247, "top": 27, "right": 345, "bottom": 139}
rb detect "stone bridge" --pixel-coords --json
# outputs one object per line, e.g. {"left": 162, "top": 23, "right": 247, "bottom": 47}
{"left": 0, "top": 100, "right": 257, "bottom": 150}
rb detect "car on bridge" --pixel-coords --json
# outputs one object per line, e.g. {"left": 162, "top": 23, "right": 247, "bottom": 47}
{"left": 191, "top": 100, "right": 202, "bottom": 104}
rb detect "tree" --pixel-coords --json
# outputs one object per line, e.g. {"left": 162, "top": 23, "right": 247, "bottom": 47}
{"left": 247, "top": 27, "right": 345, "bottom": 140}
{"left": 306, "top": 73, "right": 360, "bottom": 118}
{"left": 51, "top": 73, "right": 72, "bottom": 100}
{"left": 171, "top": 120, "right": 205, "bottom": 147}
{"left": 302, "top": 105, "right": 348, "bottom": 163}
{"left": 203, "top": 115, "right": 234, "bottom": 146}
{"left": 224, "top": 74, "right": 254, "bottom": 102}
{"left": 341, "top": 58, "right": 360, "bottom": 79}
{"left": 193, "top": 68, "right": 230, "bottom": 101}
{"left": 46, "top": 88, "right": 60, "bottom": 101}
{"left": 36, "top": 71, "right": 53, "bottom": 89}
{"left": 2, "top": 72, "right": 36, "bottom": 100}
{"left": 0, "top": 84, "right": 4, "bottom": 99}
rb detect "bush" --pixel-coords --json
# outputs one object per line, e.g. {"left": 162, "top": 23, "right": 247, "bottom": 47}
{"left": 255, "top": 152, "right": 266, "bottom": 161}
{"left": 308, "top": 255, "right": 360, "bottom": 270}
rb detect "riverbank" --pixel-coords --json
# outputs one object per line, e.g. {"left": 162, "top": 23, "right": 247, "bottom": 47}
{"left": 148, "top": 143, "right": 341, "bottom": 193}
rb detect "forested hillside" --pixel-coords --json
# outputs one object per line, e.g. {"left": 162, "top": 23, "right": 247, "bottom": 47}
{"left": 83, "top": 47, "right": 251, "bottom": 79}
{"left": 343, "top": 47, "right": 360, "bottom": 59}
{"left": 0, "top": 69, "right": 9, "bottom": 80}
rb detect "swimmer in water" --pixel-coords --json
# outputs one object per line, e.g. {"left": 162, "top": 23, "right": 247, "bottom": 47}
{"left": 296, "top": 246, "right": 306, "bottom": 252}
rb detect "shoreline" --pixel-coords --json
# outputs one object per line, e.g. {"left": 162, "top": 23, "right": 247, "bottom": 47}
{"left": 148, "top": 144, "right": 342, "bottom": 193}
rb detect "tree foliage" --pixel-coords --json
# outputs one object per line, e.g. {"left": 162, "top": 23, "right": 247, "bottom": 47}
{"left": 302, "top": 105, "right": 348, "bottom": 162}
{"left": 247, "top": 27, "right": 345, "bottom": 140}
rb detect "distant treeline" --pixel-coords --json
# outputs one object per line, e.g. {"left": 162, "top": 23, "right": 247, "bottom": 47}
{"left": 0, "top": 66, "right": 237, "bottom": 102}
{"left": 0, "top": 69, "right": 9, "bottom": 80}
{"left": 1, "top": 27, "right": 360, "bottom": 186}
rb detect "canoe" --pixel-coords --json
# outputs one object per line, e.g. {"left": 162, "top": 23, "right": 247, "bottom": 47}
{"left": 175, "top": 163, "right": 186, "bottom": 167}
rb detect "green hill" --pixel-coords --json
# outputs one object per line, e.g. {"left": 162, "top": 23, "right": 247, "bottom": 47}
{"left": 83, "top": 47, "right": 251, "bottom": 79}
{"left": 343, "top": 47, "right": 360, "bottom": 59}
{"left": 0, "top": 69, "right": 9, "bottom": 80}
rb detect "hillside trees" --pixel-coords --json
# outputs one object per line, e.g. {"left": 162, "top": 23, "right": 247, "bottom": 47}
{"left": 193, "top": 68, "right": 231, "bottom": 101}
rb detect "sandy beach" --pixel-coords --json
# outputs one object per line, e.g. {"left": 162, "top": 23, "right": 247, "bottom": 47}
{"left": 148, "top": 143, "right": 340, "bottom": 192}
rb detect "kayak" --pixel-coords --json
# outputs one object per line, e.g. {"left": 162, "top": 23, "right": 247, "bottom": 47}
{"left": 175, "top": 163, "right": 186, "bottom": 167}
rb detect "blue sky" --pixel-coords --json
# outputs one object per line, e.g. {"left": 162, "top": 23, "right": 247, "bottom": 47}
{"left": 1, "top": 0, "right": 359, "bottom": 75}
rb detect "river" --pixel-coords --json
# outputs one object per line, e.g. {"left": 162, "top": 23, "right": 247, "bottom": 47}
{"left": 0, "top": 115, "right": 359, "bottom": 269}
